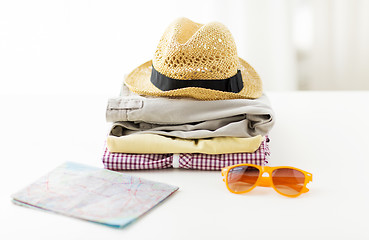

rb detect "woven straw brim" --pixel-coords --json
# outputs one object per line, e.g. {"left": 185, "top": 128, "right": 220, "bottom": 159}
{"left": 124, "top": 57, "right": 262, "bottom": 100}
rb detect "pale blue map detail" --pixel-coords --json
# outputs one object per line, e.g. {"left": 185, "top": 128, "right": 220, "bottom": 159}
{"left": 12, "top": 162, "right": 179, "bottom": 228}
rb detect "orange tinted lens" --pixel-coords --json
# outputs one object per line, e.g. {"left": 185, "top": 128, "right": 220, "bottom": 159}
{"left": 227, "top": 166, "right": 260, "bottom": 193}
{"left": 272, "top": 168, "right": 305, "bottom": 196}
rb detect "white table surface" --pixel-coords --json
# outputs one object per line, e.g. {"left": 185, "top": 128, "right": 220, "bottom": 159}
{"left": 1, "top": 91, "right": 368, "bottom": 240}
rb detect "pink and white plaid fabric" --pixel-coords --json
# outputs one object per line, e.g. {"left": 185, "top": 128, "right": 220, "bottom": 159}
{"left": 102, "top": 137, "right": 270, "bottom": 171}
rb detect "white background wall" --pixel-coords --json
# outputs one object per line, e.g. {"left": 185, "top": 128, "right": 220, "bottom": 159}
{"left": 1, "top": 0, "right": 368, "bottom": 95}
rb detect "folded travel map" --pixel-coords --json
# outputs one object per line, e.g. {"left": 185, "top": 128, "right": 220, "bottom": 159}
{"left": 12, "top": 162, "right": 179, "bottom": 228}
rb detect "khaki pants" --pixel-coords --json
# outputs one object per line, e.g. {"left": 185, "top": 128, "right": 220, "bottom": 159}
{"left": 106, "top": 84, "right": 275, "bottom": 139}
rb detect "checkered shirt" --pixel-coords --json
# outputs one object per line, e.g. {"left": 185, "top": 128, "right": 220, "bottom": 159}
{"left": 102, "top": 137, "right": 270, "bottom": 171}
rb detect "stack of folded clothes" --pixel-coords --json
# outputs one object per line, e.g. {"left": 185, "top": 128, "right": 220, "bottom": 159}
{"left": 102, "top": 17, "right": 275, "bottom": 170}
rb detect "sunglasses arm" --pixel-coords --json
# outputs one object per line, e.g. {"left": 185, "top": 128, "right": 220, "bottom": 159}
{"left": 221, "top": 167, "right": 230, "bottom": 178}
{"left": 301, "top": 173, "right": 313, "bottom": 193}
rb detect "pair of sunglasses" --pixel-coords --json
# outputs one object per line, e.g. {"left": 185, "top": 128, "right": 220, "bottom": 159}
{"left": 222, "top": 164, "right": 312, "bottom": 197}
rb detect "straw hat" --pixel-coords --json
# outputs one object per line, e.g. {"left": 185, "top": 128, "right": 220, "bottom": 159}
{"left": 125, "top": 17, "right": 262, "bottom": 100}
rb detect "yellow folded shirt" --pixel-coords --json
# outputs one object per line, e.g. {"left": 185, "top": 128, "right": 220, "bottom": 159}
{"left": 107, "top": 134, "right": 263, "bottom": 154}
